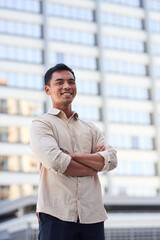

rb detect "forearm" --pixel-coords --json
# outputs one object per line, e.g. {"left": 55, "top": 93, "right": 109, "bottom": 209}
{"left": 70, "top": 153, "right": 104, "bottom": 171}
{"left": 63, "top": 160, "right": 97, "bottom": 177}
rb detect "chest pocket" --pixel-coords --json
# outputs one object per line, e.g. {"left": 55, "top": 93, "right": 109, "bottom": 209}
{"left": 80, "top": 132, "right": 93, "bottom": 154}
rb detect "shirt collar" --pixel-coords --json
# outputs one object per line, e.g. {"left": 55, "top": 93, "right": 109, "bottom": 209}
{"left": 48, "top": 108, "right": 61, "bottom": 116}
{"left": 47, "top": 108, "right": 78, "bottom": 120}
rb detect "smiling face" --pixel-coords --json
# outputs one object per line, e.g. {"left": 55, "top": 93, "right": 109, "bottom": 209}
{"left": 45, "top": 70, "right": 77, "bottom": 110}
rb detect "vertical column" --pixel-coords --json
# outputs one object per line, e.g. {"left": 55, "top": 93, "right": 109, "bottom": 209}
{"left": 143, "top": 0, "right": 160, "bottom": 193}
{"left": 42, "top": 0, "right": 51, "bottom": 111}
{"left": 95, "top": 0, "right": 112, "bottom": 196}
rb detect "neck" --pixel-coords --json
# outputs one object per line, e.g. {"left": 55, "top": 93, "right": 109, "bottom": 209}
{"left": 54, "top": 104, "right": 72, "bottom": 118}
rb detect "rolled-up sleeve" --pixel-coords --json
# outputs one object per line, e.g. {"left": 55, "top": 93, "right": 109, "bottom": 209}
{"left": 98, "top": 145, "right": 117, "bottom": 172}
{"left": 91, "top": 123, "right": 118, "bottom": 172}
{"left": 30, "top": 119, "right": 71, "bottom": 174}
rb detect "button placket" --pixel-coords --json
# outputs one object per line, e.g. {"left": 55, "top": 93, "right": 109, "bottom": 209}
{"left": 76, "top": 177, "right": 81, "bottom": 222}
{"left": 67, "top": 121, "right": 77, "bottom": 153}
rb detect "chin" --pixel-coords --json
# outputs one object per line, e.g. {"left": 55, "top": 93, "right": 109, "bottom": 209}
{"left": 64, "top": 99, "right": 74, "bottom": 104}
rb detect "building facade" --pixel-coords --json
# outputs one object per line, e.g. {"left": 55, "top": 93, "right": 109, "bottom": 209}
{"left": 0, "top": 0, "right": 160, "bottom": 200}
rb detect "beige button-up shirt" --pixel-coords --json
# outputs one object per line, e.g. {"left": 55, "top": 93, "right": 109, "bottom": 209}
{"left": 30, "top": 108, "right": 117, "bottom": 224}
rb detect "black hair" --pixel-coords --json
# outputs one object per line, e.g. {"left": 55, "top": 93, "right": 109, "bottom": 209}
{"left": 44, "top": 63, "right": 75, "bottom": 86}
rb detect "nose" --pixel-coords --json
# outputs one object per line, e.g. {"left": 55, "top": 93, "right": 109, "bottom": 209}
{"left": 63, "top": 81, "right": 70, "bottom": 89}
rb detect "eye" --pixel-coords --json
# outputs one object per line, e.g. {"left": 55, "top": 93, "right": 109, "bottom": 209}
{"left": 69, "top": 80, "right": 75, "bottom": 85}
{"left": 57, "top": 81, "right": 63, "bottom": 85}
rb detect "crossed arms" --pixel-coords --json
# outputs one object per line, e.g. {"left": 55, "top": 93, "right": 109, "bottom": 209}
{"left": 63, "top": 145, "right": 106, "bottom": 177}
{"left": 30, "top": 119, "right": 117, "bottom": 177}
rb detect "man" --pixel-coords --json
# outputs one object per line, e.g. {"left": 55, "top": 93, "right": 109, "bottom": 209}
{"left": 30, "top": 63, "right": 117, "bottom": 240}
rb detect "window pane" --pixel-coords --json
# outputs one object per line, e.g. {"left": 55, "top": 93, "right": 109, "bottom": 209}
{"left": 47, "top": 3, "right": 94, "bottom": 22}
{"left": 0, "top": 0, "right": 41, "bottom": 13}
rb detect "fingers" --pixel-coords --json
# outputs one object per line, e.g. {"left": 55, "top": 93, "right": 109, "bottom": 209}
{"left": 92, "top": 145, "right": 106, "bottom": 153}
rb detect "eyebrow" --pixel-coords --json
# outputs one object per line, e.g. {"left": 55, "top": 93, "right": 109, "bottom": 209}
{"left": 55, "top": 78, "right": 75, "bottom": 82}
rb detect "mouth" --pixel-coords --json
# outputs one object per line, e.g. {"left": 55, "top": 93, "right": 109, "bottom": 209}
{"left": 61, "top": 92, "right": 73, "bottom": 96}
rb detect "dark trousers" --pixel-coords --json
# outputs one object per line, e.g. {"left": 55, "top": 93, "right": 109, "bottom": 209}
{"left": 38, "top": 213, "right": 105, "bottom": 240}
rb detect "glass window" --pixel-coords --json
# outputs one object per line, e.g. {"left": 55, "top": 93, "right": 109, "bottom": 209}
{"left": 110, "top": 134, "right": 154, "bottom": 150}
{"left": 0, "top": 156, "right": 8, "bottom": 171}
{"left": 102, "top": 12, "right": 143, "bottom": 29}
{"left": 149, "top": 0, "right": 160, "bottom": 11}
{"left": 73, "top": 105, "right": 100, "bottom": 121}
{"left": 0, "top": 98, "right": 44, "bottom": 116}
{"left": 50, "top": 53, "right": 97, "bottom": 70}
{"left": 102, "top": 0, "right": 141, "bottom": 7}
{"left": 103, "top": 36, "right": 145, "bottom": 52}
{"left": 155, "top": 67, "right": 160, "bottom": 78}
{"left": 108, "top": 109, "right": 151, "bottom": 125}
{"left": 0, "top": 155, "right": 38, "bottom": 173}
{"left": 105, "top": 60, "right": 147, "bottom": 76}
{"left": 0, "top": 0, "right": 41, "bottom": 13}
{"left": 106, "top": 84, "right": 149, "bottom": 100}
{"left": 0, "top": 186, "right": 10, "bottom": 200}
{"left": 152, "top": 44, "right": 160, "bottom": 55}
{"left": 0, "top": 99, "right": 7, "bottom": 113}
{"left": 0, "top": 72, "right": 43, "bottom": 90}
{"left": 21, "top": 155, "right": 38, "bottom": 173}
{"left": 0, "top": 45, "right": 43, "bottom": 64}
{"left": 49, "top": 27, "right": 95, "bottom": 46}
{"left": 157, "top": 90, "right": 160, "bottom": 101}
{"left": 19, "top": 99, "right": 44, "bottom": 116}
{"left": 47, "top": 3, "right": 94, "bottom": 22}
{"left": 0, "top": 126, "right": 28, "bottom": 143}
{"left": 0, "top": 127, "right": 8, "bottom": 142}
{"left": 113, "top": 186, "right": 156, "bottom": 197}
{"left": 76, "top": 80, "right": 99, "bottom": 95}
{"left": 127, "top": 187, "right": 156, "bottom": 197}
{"left": 114, "top": 160, "right": 155, "bottom": 176}
{"left": 150, "top": 21, "right": 160, "bottom": 32}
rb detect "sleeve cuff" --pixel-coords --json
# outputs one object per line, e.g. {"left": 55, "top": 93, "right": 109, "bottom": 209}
{"left": 59, "top": 154, "right": 72, "bottom": 174}
{"left": 98, "top": 151, "right": 111, "bottom": 171}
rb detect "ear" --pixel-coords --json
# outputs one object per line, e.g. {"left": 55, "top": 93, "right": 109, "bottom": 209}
{"left": 45, "top": 85, "right": 50, "bottom": 95}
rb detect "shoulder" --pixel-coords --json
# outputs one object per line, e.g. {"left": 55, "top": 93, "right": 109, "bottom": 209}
{"left": 31, "top": 113, "right": 53, "bottom": 129}
{"left": 32, "top": 113, "right": 49, "bottom": 122}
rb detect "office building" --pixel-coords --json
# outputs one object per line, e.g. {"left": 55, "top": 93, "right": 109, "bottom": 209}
{"left": 0, "top": 0, "right": 160, "bottom": 201}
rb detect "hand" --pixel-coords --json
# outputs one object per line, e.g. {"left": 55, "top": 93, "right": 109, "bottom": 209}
{"left": 92, "top": 145, "right": 106, "bottom": 153}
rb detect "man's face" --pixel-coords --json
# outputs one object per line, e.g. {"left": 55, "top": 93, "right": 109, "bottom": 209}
{"left": 45, "top": 70, "right": 77, "bottom": 108}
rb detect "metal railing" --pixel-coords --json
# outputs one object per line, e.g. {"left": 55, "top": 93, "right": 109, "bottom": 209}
{"left": 2, "top": 227, "right": 160, "bottom": 240}
{"left": 105, "top": 227, "right": 160, "bottom": 240}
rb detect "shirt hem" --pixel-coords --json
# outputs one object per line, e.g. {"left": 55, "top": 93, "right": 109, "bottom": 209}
{"left": 36, "top": 209, "right": 108, "bottom": 224}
